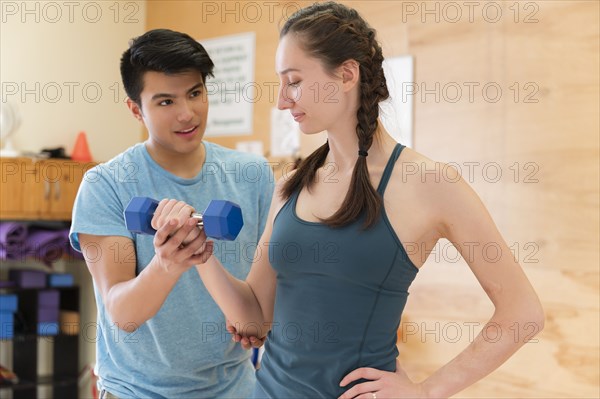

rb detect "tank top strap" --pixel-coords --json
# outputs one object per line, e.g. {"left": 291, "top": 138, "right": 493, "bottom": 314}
{"left": 376, "top": 143, "right": 405, "bottom": 195}
{"left": 289, "top": 186, "right": 301, "bottom": 209}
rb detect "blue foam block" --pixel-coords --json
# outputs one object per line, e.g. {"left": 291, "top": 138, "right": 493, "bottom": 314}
{"left": 0, "top": 294, "right": 18, "bottom": 313}
{"left": 0, "top": 312, "right": 14, "bottom": 339}
{"left": 48, "top": 273, "right": 74, "bottom": 287}
{"left": 38, "top": 322, "right": 59, "bottom": 336}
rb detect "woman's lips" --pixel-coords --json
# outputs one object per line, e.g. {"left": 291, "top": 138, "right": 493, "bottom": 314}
{"left": 292, "top": 113, "right": 305, "bottom": 122}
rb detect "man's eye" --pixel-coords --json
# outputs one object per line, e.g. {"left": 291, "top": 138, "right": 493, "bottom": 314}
{"left": 159, "top": 99, "right": 173, "bottom": 106}
{"left": 190, "top": 90, "right": 202, "bottom": 98}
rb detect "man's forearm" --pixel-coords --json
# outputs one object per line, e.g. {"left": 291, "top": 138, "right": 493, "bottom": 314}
{"left": 104, "top": 257, "right": 184, "bottom": 332}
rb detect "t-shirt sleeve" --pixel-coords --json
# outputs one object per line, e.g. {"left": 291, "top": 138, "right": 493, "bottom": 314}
{"left": 69, "top": 166, "right": 133, "bottom": 252}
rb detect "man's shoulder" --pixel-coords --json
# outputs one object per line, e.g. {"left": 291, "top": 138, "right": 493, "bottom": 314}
{"left": 101, "top": 143, "right": 144, "bottom": 166}
{"left": 88, "top": 143, "right": 143, "bottom": 174}
{"left": 203, "top": 141, "right": 274, "bottom": 192}
{"left": 82, "top": 143, "right": 146, "bottom": 187}
{"left": 205, "top": 141, "right": 268, "bottom": 166}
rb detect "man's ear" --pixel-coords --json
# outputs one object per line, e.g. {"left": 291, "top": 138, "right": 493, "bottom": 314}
{"left": 339, "top": 59, "right": 360, "bottom": 92}
{"left": 126, "top": 98, "right": 144, "bottom": 122}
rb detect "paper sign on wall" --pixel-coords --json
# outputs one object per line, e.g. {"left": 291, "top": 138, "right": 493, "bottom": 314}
{"left": 270, "top": 107, "right": 300, "bottom": 157}
{"left": 201, "top": 32, "right": 256, "bottom": 137}
{"left": 381, "top": 55, "right": 414, "bottom": 148}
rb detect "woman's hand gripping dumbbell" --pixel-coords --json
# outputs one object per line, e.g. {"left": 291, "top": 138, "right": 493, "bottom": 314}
{"left": 123, "top": 197, "right": 243, "bottom": 273}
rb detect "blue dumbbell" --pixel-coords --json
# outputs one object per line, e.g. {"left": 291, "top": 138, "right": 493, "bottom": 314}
{"left": 124, "top": 197, "right": 243, "bottom": 241}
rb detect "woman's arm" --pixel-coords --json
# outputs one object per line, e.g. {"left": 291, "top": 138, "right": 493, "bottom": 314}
{"left": 418, "top": 169, "right": 544, "bottom": 397}
{"left": 195, "top": 223, "right": 277, "bottom": 338}
{"left": 195, "top": 177, "right": 287, "bottom": 339}
{"left": 340, "top": 163, "right": 544, "bottom": 399}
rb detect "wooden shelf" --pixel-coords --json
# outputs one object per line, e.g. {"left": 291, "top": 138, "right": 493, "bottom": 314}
{"left": 0, "top": 157, "right": 95, "bottom": 221}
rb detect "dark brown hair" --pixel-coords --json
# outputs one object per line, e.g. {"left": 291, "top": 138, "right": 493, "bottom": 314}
{"left": 280, "top": 2, "right": 389, "bottom": 228}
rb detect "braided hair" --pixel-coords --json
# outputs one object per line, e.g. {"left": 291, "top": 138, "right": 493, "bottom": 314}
{"left": 280, "top": 2, "right": 390, "bottom": 228}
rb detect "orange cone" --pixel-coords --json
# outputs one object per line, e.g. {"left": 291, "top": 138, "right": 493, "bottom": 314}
{"left": 71, "top": 131, "right": 93, "bottom": 162}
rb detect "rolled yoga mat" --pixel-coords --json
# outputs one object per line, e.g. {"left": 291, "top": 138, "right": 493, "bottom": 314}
{"left": 25, "top": 229, "right": 67, "bottom": 266}
{"left": 0, "top": 222, "right": 28, "bottom": 244}
{"left": 0, "top": 222, "right": 28, "bottom": 260}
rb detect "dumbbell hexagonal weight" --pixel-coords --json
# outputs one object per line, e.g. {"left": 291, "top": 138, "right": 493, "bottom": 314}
{"left": 124, "top": 197, "right": 243, "bottom": 241}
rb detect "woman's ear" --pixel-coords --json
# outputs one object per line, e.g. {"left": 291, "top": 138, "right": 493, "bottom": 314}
{"left": 339, "top": 59, "right": 360, "bottom": 92}
{"left": 126, "top": 98, "right": 144, "bottom": 123}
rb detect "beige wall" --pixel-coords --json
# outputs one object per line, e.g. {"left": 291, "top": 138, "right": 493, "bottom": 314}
{"left": 147, "top": 1, "right": 599, "bottom": 397}
{"left": 1, "top": 2, "right": 147, "bottom": 397}
{"left": 0, "top": 0, "right": 147, "bottom": 162}
{"left": 386, "top": 2, "right": 599, "bottom": 397}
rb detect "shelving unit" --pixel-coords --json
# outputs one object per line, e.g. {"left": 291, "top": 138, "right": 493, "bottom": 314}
{"left": 0, "top": 157, "right": 90, "bottom": 398}
{"left": 1, "top": 286, "right": 79, "bottom": 399}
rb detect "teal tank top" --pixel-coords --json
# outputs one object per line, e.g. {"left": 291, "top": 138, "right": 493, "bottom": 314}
{"left": 255, "top": 144, "right": 419, "bottom": 398}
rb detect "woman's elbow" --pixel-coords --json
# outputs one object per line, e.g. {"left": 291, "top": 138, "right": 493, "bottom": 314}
{"left": 517, "top": 298, "right": 545, "bottom": 339}
{"left": 529, "top": 300, "right": 545, "bottom": 334}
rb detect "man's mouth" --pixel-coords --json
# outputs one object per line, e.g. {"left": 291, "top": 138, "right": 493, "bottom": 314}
{"left": 175, "top": 125, "right": 198, "bottom": 134}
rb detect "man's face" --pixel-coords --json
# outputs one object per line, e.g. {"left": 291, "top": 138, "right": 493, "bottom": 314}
{"left": 128, "top": 70, "right": 209, "bottom": 156}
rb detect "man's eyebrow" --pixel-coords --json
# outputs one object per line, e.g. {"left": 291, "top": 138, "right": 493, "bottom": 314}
{"left": 187, "top": 82, "right": 204, "bottom": 93}
{"left": 151, "top": 83, "right": 204, "bottom": 101}
{"left": 151, "top": 92, "right": 175, "bottom": 101}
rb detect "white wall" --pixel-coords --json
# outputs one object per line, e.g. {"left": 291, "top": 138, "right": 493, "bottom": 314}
{"left": 1, "top": 0, "right": 147, "bottom": 162}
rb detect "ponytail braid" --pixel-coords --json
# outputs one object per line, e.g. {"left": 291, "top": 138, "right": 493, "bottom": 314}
{"left": 281, "top": 2, "right": 390, "bottom": 228}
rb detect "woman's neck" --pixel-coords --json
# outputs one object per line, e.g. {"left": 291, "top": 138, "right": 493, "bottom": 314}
{"left": 325, "top": 123, "right": 396, "bottom": 172}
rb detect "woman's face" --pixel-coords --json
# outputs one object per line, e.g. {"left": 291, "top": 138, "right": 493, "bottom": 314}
{"left": 275, "top": 34, "right": 348, "bottom": 134}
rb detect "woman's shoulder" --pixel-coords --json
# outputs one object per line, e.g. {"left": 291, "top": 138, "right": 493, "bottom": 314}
{"left": 273, "top": 168, "right": 297, "bottom": 201}
{"left": 389, "top": 147, "right": 475, "bottom": 214}
{"left": 395, "top": 147, "right": 462, "bottom": 188}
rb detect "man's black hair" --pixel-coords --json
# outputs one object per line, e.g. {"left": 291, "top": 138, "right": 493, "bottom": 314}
{"left": 120, "top": 29, "right": 214, "bottom": 105}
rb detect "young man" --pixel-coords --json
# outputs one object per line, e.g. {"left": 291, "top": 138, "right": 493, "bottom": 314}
{"left": 69, "top": 29, "right": 274, "bottom": 398}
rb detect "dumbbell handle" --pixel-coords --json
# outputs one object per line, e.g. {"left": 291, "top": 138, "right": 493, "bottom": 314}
{"left": 189, "top": 213, "right": 204, "bottom": 226}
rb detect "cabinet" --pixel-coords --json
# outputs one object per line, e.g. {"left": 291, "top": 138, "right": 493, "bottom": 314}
{"left": 0, "top": 286, "right": 79, "bottom": 399}
{"left": 0, "top": 158, "right": 94, "bottom": 220}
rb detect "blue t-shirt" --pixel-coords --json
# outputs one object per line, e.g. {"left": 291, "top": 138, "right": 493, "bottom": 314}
{"left": 70, "top": 141, "right": 274, "bottom": 398}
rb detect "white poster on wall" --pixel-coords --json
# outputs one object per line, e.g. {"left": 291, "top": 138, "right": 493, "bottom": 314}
{"left": 381, "top": 55, "right": 414, "bottom": 148}
{"left": 270, "top": 107, "right": 300, "bottom": 157}
{"left": 200, "top": 32, "right": 256, "bottom": 136}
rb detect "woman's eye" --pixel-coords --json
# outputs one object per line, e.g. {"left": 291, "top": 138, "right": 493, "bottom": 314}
{"left": 288, "top": 81, "right": 301, "bottom": 87}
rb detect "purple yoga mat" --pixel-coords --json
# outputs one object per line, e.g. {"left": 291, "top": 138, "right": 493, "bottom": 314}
{"left": 0, "top": 222, "right": 28, "bottom": 246}
{"left": 26, "top": 229, "right": 66, "bottom": 266}
{"left": 0, "top": 243, "right": 27, "bottom": 260}
{"left": 0, "top": 226, "right": 81, "bottom": 265}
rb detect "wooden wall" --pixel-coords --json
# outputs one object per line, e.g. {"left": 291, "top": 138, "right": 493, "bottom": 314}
{"left": 146, "top": 1, "right": 599, "bottom": 397}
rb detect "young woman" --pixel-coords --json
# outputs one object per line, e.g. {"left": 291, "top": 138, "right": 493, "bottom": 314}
{"left": 157, "top": 2, "right": 545, "bottom": 398}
